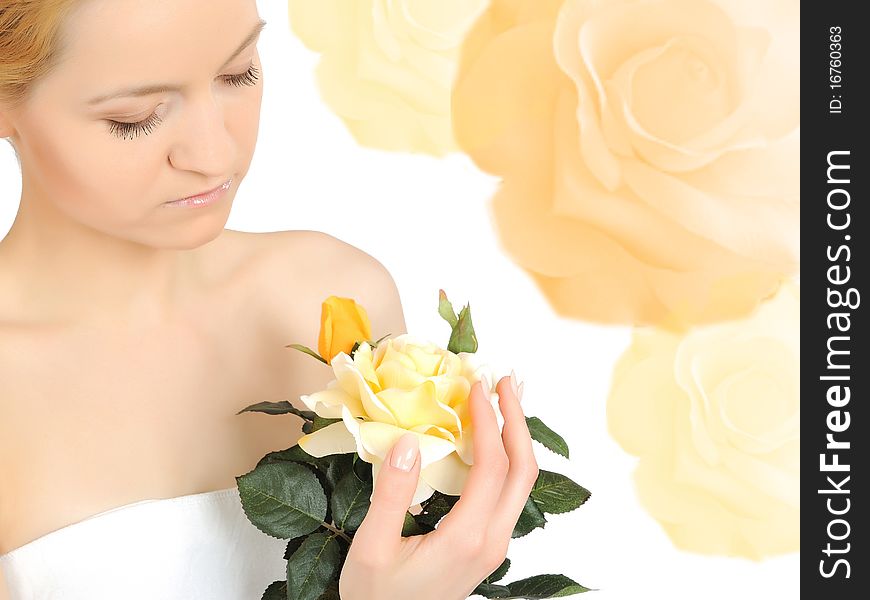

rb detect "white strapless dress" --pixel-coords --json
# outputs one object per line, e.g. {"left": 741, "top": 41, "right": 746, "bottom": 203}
{"left": 0, "top": 486, "right": 289, "bottom": 599}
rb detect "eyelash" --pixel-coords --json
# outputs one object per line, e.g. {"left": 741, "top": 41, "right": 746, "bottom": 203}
{"left": 107, "top": 64, "right": 261, "bottom": 141}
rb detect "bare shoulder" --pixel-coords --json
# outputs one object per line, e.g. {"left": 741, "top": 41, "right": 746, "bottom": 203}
{"left": 251, "top": 229, "right": 408, "bottom": 343}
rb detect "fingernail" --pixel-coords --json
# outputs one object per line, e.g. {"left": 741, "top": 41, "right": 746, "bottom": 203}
{"left": 517, "top": 381, "right": 524, "bottom": 403}
{"left": 509, "top": 369, "right": 519, "bottom": 397}
{"left": 479, "top": 373, "right": 490, "bottom": 398}
{"left": 390, "top": 432, "right": 419, "bottom": 471}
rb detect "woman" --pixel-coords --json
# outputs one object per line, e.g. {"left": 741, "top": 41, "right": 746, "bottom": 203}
{"left": 0, "top": 0, "right": 538, "bottom": 598}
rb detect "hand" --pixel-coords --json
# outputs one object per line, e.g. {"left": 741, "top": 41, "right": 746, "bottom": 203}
{"left": 338, "top": 373, "right": 539, "bottom": 600}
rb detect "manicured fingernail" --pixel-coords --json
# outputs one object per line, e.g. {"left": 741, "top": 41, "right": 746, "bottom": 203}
{"left": 390, "top": 432, "right": 419, "bottom": 471}
{"left": 509, "top": 369, "right": 519, "bottom": 397}
{"left": 517, "top": 381, "right": 524, "bottom": 403}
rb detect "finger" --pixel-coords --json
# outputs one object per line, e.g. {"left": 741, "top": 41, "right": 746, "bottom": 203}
{"left": 351, "top": 432, "right": 423, "bottom": 561}
{"left": 435, "top": 376, "right": 510, "bottom": 540}
{"left": 491, "top": 374, "right": 539, "bottom": 542}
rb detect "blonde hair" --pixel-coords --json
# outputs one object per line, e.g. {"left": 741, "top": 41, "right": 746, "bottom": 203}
{"left": 0, "top": 0, "right": 83, "bottom": 108}
{"left": 1, "top": 0, "right": 81, "bottom": 160}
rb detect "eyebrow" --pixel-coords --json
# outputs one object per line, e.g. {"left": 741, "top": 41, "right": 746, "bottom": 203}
{"left": 87, "top": 19, "right": 267, "bottom": 105}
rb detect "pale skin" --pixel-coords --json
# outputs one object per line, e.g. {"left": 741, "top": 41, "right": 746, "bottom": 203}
{"left": 0, "top": 0, "right": 538, "bottom": 598}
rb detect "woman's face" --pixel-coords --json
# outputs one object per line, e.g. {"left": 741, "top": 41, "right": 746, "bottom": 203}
{"left": 4, "top": 0, "right": 264, "bottom": 249}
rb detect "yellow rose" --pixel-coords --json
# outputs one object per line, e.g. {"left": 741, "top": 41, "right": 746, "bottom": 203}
{"left": 318, "top": 296, "right": 373, "bottom": 365}
{"left": 298, "top": 333, "right": 502, "bottom": 506}
{"left": 453, "top": 0, "right": 799, "bottom": 328}
{"left": 607, "top": 280, "right": 799, "bottom": 559}
{"left": 288, "top": 0, "right": 489, "bottom": 155}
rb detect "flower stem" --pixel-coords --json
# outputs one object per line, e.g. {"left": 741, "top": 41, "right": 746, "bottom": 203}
{"left": 321, "top": 521, "right": 353, "bottom": 544}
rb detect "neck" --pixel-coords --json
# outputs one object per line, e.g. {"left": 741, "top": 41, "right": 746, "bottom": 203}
{"left": 0, "top": 195, "right": 205, "bottom": 330}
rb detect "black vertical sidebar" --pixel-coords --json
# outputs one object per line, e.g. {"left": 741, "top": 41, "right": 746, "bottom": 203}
{"left": 802, "top": 2, "right": 867, "bottom": 597}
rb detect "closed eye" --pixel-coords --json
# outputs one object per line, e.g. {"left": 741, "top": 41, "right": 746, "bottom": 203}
{"left": 107, "top": 64, "right": 261, "bottom": 141}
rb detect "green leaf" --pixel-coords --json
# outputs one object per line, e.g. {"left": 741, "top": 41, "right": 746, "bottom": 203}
{"left": 255, "top": 444, "right": 333, "bottom": 474}
{"left": 486, "top": 557, "right": 511, "bottom": 584}
{"left": 530, "top": 470, "right": 591, "bottom": 515}
{"left": 284, "top": 537, "right": 305, "bottom": 560}
{"left": 325, "top": 453, "right": 355, "bottom": 493}
{"left": 447, "top": 303, "right": 478, "bottom": 354}
{"left": 401, "top": 512, "right": 427, "bottom": 537}
{"left": 237, "top": 461, "right": 328, "bottom": 540}
{"left": 473, "top": 583, "right": 512, "bottom": 598}
{"left": 505, "top": 574, "right": 593, "bottom": 597}
{"left": 416, "top": 492, "right": 459, "bottom": 530}
{"left": 261, "top": 580, "right": 287, "bottom": 600}
{"left": 512, "top": 496, "right": 547, "bottom": 538}
{"left": 330, "top": 469, "right": 372, "bottom": 533}
{"left": 474, "top": 574, "right": 593, "bottom": 599}
{"left": 526, "top": 417, "right": 570, "bottom": 459}
{"left": 235, "top": 401, "right": 316, "bottom": 420}
{"left": 317, "top": 581, "right": 342, "bottom": 600}
{"left": 351, "top": 455, "right": 373, "bottom": 483}
{"left": 285, "top": 532, "right": 342, "bottom": 600}
{"left": 253, "top": 445, "right": 351, "bottom": 520}
{"left": 285, "top": 343, "right": 329, "bottom": 365}
{"left": 438, "top": 289, "right": 459, "bottom": 328}
{"left": 309, "top": 468, "right": 334, "bottom": 526}
{"left": 302, "top": 416, "right": 343, "bottom": 435}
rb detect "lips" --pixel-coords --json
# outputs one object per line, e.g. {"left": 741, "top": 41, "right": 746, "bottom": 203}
{"left": 173, "top": 179, "right": 232, "bottom": 203}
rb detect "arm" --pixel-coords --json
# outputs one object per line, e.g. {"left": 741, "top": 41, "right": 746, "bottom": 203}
{"left": 340, "top": 249, "right": 408, "bottom": 344}
{"left": 1, "top": 563, "right": 9, "bottom": 600}
{"left": 290, "top": 230, "right": 408, "bottom": 342}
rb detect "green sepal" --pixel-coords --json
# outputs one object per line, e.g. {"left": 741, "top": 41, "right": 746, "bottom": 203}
{"left": 285, "top": 343, "right": 329, "bottom": 364}
{"left": 235, "top": 400, "right": 316, "bottom": 420}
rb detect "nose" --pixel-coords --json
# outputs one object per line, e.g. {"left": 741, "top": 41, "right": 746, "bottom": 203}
{"left": 167, "top": 90, "right": 235, "bottom": 178}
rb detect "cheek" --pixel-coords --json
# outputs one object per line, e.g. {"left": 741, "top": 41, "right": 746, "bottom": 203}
{"left": 233, "top": 88, "right": 262, "bottom": 163}
{"left": 24, "top": 113, "right": 155, "bottom": 221}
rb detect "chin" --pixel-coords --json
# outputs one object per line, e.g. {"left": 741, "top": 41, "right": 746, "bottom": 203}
{"left": 145, "top": 213, "right": 233, "bottom": 251}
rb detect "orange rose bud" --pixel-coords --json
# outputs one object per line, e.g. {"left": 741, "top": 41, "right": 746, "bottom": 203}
{"left": 317, "top": 296, "right": 373, "bottom": 364}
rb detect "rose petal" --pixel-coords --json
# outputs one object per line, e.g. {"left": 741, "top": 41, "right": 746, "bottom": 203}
{"left": 394, "top": 0, "right": 489, "bottom": 52}
{"left": 607, "top": 329, "right": 682, "bottom": 456}
{"left": 622, "top": 158, "right": 799, "bottom": 267}
{"left": 405, "top": 344, "right": 444, "bottom": 376}
{"left": 681, "top": 135, "right": 799, "bottom": 200}
{"left": 421, "top": 452, "right": 470, "bottom": 495}
{"left": 300, "top": 384, "right": 365, "bottom": 419}
{"left": 375, "top": 357, "right": 427, "bottom": 390}
{"left": 352, "top": 342, "right": 383, "bottom": 392}
{"left": 371, "top": 457, "right": 437, "bottom": 506}
{"left": 357, "top": 421, "right": 456, "bottom": 468}
{"left": 409, "top": 423, "right": 457, "bottom": 444}
{"left": 452, "top": 20, "right": 567, "bottom": 173}
{"left": 340, "top": 404, "right": 380, "bottom": 464}
{"left": 376, "top": 379, "right": 461, "bottom": 431}
{"left": 298, "top": 421, "right": 359, "bottom": 458}
{"left": 332, "top": 352, "right": 398, "bottom": 425}
{"left": 618, "top": 38, "right": 773, "bottom": 173}
{"left": 288, "top": 0, "right": 354, "bottom": 55}
{"left": 551, "top": 97, "right": 734, "bottom": 271}
{"left": 554, "top": 0, "right": 622, "bottom": 191}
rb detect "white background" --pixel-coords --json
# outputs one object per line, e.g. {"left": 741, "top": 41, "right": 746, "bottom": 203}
{"left": 0, "top": 1, "right": 799, "bottom": 598}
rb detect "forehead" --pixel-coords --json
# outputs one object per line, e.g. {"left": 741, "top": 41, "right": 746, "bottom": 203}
{"left": 56, "top": 0, "right": 260, "bottom": 80}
